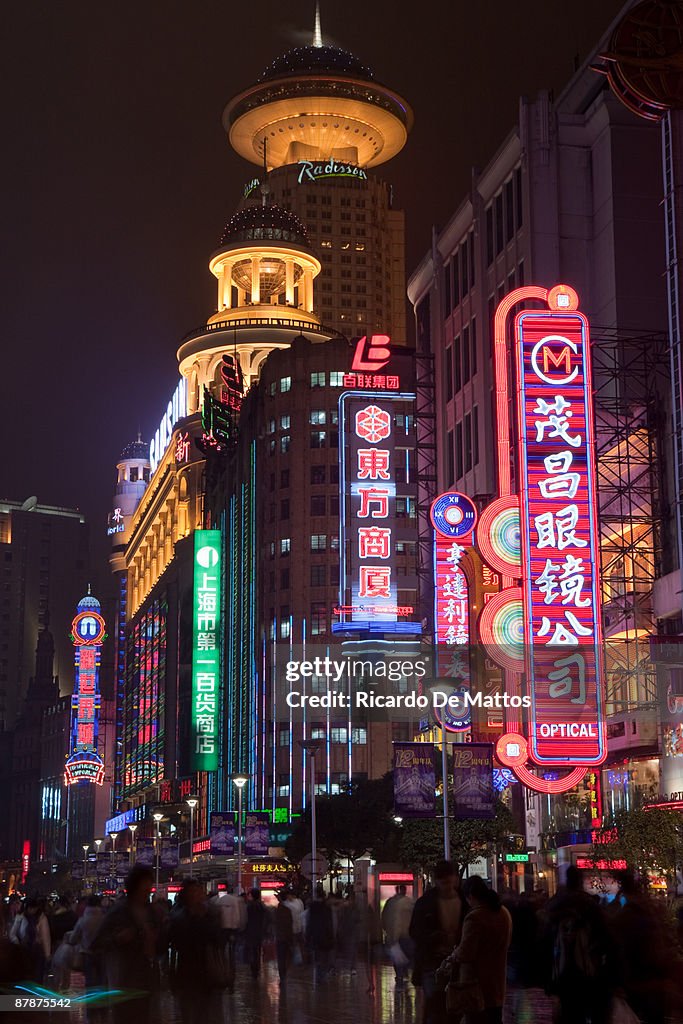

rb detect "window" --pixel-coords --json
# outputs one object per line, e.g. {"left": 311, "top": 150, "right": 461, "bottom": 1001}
{"left": 310, "top": 410, "right": 326, "bottom": 424}
{"left": 446, "top": 347, "right": 453, "bottom": 402}
{"left": 330, "top": 773, "right": 348, "bottom": 796}
{"left": 330, "top": 534, "right": 339, "bottom": 550}
{"left": 311, "top": 724, "right": 326, "bottom": 740}
{"left": 461, "top": 237, "right": 469, "bottom": 295}
{"left": 351, "top": 727, "right": 367, "bottom": 744}
{"left": 280, "top": 538, "right": 291, "bottom": 555}
{"left": 268, "top": 418, "right": 276, "bottom": 434}
{"left": 280, "top": 376, "right": 291, "bottom": 393}
{"left": 473, "top": 406, "right": 480, "bottom": 466}
{"left": 269, "top": 472, "right": 275, "bottom": 492}
{"left": 269, "top": 502, "right": 276, "bottom": 523}
{"left": 280, "top": 414, "right": 290, "bottom": 430}
{"left": 280, "top": 499, "right": 290, "bottom": 520}
{"left": 454, "top": 336, "right": 462, "bottom": 392}
{"left": 311, "top": 602, "right": 327, "bottom": 636}
{"left": 311, "top": 495, "right": 326, "bottom": 516}
{"left": 447, "top": 429, "right": 455, "bottom": 486}
{"left": 269, "top": 381, "right": 277, "bottom": 397}
{"left": 311, "top": 534, "right": 327, "bottom": 551}
{"left": 311, "top": 564, "right": 326, "bottom": 587}
{"left": 280, "top": 469, "right": 289, "bottom": 488}
{"left": 456, "top": 422, "right": 464, "bottom": 479}
{"left": 311, "top": 372, "right": 326, "bottom": 387}
{"left": 269, "top": 439, "right": 276, "bottom": 454}
{"left": 329, "top": 494, "right": 339, "bottom": 517}
{"left": 330, "top": 371, "right": 344, "bottom": 387}
{"left": 463, "top": 325, "right": 470, "bottom": 383}
{"left": 278, "top": 774, "right": 290, "bottom": 798}
{"left": 130, "top": 467, "right": 139, "bottom": 482}
{"left": 331, "top": 725, "right": 348, "bottom": 744}
{"left": 453, "top": 254, "right": 460, "bottom": 306}
{"left": 311, "top": 465, "right": 326, "bottom": 484}
{"left": 469, "top": 230, "right": 475, "bottom": 288}
{"left": 465, "top": 412, "right": 473, "bottom": 473}
{"left": 279, "top": 728, "right": 290, "bottom": 747}
{"left": 505, "top": 178, "right": 514, "bottom": 244}
{"left": 280, "top": 435, "right": 290, "bottom": 453}
{"left": 269, "top": 541, "right": 276, "bottom": 559}
{"left": 515, "top": 166, "right": 523, "bottom": 230}
{"left": 471, "top": 317, "right": 477, "bottom": 376}
{"left": 518, "top": 259, "right": 525, "bottom": 285}
{"left": 495, "top": 193, "right": 503, "bottom": 255}
{"left": 443, "top": 261, "right": 451, "bottom": 313}
{"left": 281, "top": 568, "right": 289, "bottom": 589}
{"left": 329, "top": 564, "right": 338, "bottom": 586}
{"left": 310, "top": 431, "right": 326, "bottom": 448}
{"left": 280, "top": 612, "right": 291, "bottom": 639}
{"left": 486, "top": 205, "right": 494, "bottom": 266}
{"left": 330, "top": 464, "right": 339, "bottom": 484}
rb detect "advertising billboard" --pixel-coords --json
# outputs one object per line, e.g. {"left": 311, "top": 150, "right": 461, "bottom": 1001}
{"left": 190, "top": 530, "right": 222, "bottom": 772}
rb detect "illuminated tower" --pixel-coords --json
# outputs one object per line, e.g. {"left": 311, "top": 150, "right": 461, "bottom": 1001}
{"left": 222, "top": 10, "right": 413, "bottom": 339}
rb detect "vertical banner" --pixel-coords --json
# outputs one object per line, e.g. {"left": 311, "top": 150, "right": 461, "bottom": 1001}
{"left": 452, "top": 743, "right": 495, "bottom": 819}
{"left": 244, "top": 812, "right": 270, "bottom": 857}
{"left": 135, "top": 838, "right": 156, "bottom": 867}
{"left": 515, "top": 310, "right": 605, "bottom": 765}
{"left": 392, "top": 742, "right": 436, "bottom": 818}
{"left": 191, "top": 529, "right": 222, "bottom": 771}
{"left": 160, "top": 838, "right": 180, "bottom": 870}
{"left": 65, "top": 598, "right": 106, "bottom": 786}
{"left": 210, "top": 812, "right": 236, "bottom": 856}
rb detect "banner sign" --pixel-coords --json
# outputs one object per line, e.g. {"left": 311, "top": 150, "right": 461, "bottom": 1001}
{"left": 135, "top": 838, "right": 155, "bottom": 867}
{"left": 515, "top": 310, "right": 606, "bottom": 765}
{"left": 210, "top": 812, "right": 236, "bottom": 856}
{"left": 191, "top": 529, "right": 222, "bottom": 772}
{"left": 244, "top": 813, "right": 270, "bottom": 857}
{"left": 392, "top": 742, "right": 436, "bottom": 818}
{"left": 160, "top": 838, "right": 179, "bottom": 870}
{"left": 452, "top": 743, "right": 495, "bottom": 819}
{"left": 65, "top": 596, "right": 105, "bottom": 787}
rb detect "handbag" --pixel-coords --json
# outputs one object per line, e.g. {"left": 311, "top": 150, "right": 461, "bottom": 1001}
{"left": 446, "top": 964, "right": 484, "bottom": 1018}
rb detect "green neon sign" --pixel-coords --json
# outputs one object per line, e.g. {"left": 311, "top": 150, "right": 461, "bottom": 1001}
{"left": 191, "top": 529, "right": 222, "bottom": 772}
{"left": 505, "top": 853, "right": 530, "bottom": 863}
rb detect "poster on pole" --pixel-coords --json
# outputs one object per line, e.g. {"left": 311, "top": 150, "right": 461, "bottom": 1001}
{"left": 210, "top": 812, "right": 236, "bottom": 856}
{"left": 452, "top": 743, "right": 495, "bottom": 819}
{"left": 160, "top": 838, "right": 179, "bottom": 870}
{"left": 244, "top": 813, "right": 270, "bottom": 857}
{"left": 135, "top": 838, "right": 155, "bottom": 866}
{"left": 393, "top": 742, "right": 436, "bottom": 818}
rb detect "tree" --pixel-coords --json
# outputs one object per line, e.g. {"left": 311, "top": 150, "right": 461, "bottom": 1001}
{"left": 398, "top": 798, "right": 516, "bottom": 876}
{"left": 591, "top": 807, "right": 683, "bottom": 892}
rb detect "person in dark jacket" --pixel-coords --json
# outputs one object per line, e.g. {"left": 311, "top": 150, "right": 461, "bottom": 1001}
{"left": 409, "top": 861, "right": 465, "bottom": 1024}
{"left": 307, "top": 887, "right": 335, "bottom": 984}
{"left": 274, "top": 892, "right": 294, "bottom": 984}
{"left": 168, "top": 880, "right": 223, "bottom": 1023}
{"left": 244, "top": 889, "right": 269, "bottom": 979}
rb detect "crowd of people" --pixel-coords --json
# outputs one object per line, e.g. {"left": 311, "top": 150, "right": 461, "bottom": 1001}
{"left": 0, "top": 862, "right": 681, "bottom": 1024}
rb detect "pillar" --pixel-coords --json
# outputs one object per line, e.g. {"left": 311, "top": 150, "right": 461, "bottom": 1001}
{"left": 251, "top": 256, "right": 261, "bottom": 304}
{"left": 303, "top": 270, "right": 313, "bottom": 313}
{"left": 221, "top": 262, "right": 233, "bottom": 310}
{"left": 285, "top": 259, "right": 295, "bottom": 305}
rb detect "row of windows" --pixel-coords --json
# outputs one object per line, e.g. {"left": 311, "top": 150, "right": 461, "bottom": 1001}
{"left": 269, "top": 465, "right": 341, "bottom": 489}
{"left": 305, "top": 195, "right": 367, "bottom": 208}
{"left": 269, "top": 431, "right": 339, "bottom": 453}
{"left": 447, "top": 407, "right": 480, "bottom": 483}
{"left": 278, "top": 726, "right": 367, "bottom": 746}
{"left": 268, "top": 535, "right": 340, "bottom": 557}
{"left": 486, "top": 168, "right": 523, "bottom": 266}
{"left": 268, "top": 410, "right": 339, "bottom": 431}
{"left": 268, "top": 495, "right": 341, "bottom": 520}
{"left": 320, "top": 241, "right": 366, "bottom": 251}
{"left": 267, "top": 565, "right": 338, "bottom": 591}
{"left": 443, "top": 231, "right": 475, "bottom": 314}
{"left": 445, "top": 318, "right": 478, "bottom": 401}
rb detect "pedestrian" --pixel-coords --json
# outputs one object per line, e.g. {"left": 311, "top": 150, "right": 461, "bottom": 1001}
{"left": 307, "top": 886, "right": 335, "bottom": 984}
{"left": 442, "top": 876, "right": 512, "bottom": 1024}
{"left": 68, "top": 895, "right": 105, "bottom": 1017}
{"left": 90, "top": 865, "right": 158, "bottom": 1024}
{"left": 382, "top": 883, "right": 415, "bottom": 987}
{"left": 49, "top": 894, "right": 77, "bottom": 949}
{"left": 168, "top": 879, "right": 224, "bottom": 1024}
{"left": 244, "top": 888, "right": 269, "bottom": 979}
{"left": 274, "top": 891, "right": 294, "bottom": 985}
{"left": 543, "top": 865, "right": 615, "bottom": 1024}
{"left": 409, "top": 860, "right": 466, "bottom": 1024}
{"left": 210, "top": 884, "right": 246, "bottom": 989}
{"left": 9, "top": 898, "right": 51, "bottom": 982}
{"left": 283, "top": 888, "right": 305, "bottom": 963}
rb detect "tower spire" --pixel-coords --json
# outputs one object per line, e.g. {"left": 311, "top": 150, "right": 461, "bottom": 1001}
{"left": 313, "top": 2, "right": 323, "bottom": 47}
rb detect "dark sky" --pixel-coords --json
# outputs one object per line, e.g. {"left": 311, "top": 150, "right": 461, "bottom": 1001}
{"left": 2, "top": 0, "right": 626, "bottom": 570}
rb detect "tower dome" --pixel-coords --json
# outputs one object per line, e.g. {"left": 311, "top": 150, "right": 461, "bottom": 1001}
{"left": 119, "top": 439, "right": 150, "bottom": 461}
{"left": 219, "top": 204, "right": 310, "bottom": 248}
{"left": 77, "top": 590, "right": 101, "bottom": 612}
{"left": 258, "top": 45, "right": 374, "bottom": 83}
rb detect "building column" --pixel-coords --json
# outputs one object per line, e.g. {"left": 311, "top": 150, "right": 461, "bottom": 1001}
{"left": 221, "top": 261, "right": 233, "bottom": 310}
{"left": 251, "top": 256, "right": 261, "bottom": 304}
{"left": 303, "top": 269, "right": 313, "bottom": 312}
{"left": 285, "top": 259, "right": 295, "bottom": 305}
{"left": 237, "top": 287, "right": 246, "bottom": 307}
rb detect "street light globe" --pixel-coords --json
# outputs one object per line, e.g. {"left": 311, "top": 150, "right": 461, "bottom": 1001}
{"left": 82, "top": 844, "right": 89, "bottom": 853}
{"left": 232, "top": 774, "right": 249, "bottom": 789}
{"left": 153, "top": 812, "right": 163, "bottom": 823}
{"left": 109, "top": 831, "right": 118, "bottom": 841}
{"left": 186, "top": 797, "right": 198, "bottom": 809}
{"left": 129, "top": 824, "right": 138, "bottom": 834}
{"left": 94, "top": 838, "right": 102, "bottom": 849}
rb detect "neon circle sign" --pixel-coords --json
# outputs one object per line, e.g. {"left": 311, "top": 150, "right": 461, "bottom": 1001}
{"left": 72, "top": 611, "right": 106, "bottom": 646}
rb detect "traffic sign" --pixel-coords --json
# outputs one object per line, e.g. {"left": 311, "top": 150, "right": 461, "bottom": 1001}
{"left": 300, "top": 852, "right": 328, "bottom": 880}
{"left": 505, "top": 853, "right": 530, "bottom": 863}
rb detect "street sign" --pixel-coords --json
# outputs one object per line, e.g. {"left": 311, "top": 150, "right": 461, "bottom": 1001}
{"left": 505, "top": 853, "right": 530, "bottom": 863}
{"left": 300, "top": 852, "right": 328, "bottom": 880}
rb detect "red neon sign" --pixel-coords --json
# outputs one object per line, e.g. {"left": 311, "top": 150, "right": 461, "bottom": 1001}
{"left": 351, "top": 334, "right": 391, "bottom": 372}
{"left": 516, "top": 308, "right": 605, "bottom": 765}
{"left": 576, "top": 857, "right": 627, "bottom": 871}
{"left": 378, "top": 872, "right": 414, "bottom": 882}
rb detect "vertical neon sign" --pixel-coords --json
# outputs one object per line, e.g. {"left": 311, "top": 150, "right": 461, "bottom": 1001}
{"left": 65, "top": 595, "right": 106, "bottom": 786}
{"left": 191, "top": 529, "right": 221, "bottom": 772}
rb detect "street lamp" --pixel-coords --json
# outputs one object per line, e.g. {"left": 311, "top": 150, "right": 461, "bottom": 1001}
{"left": 82, "top": 844, "right": 89, "bottom": 888}
{"left": 232, "top": 775, "right": 249, "bottom": 894}
{"left": 426, "top": 681, "right": 455, "bottom": 860}
{"left": 186, "top": 798, "right": 198, "bottom": 879}
{"left": 109, "top": 832, "right": 118, "bottom": 882}
{"left": 153, "top": 813, "right": 163, "bottom": 891}
{"left": 299, "top": 739, "right": 323, "bottom": 896}
{"left": 128, "top": 824, "right": 138, "bottom": 867}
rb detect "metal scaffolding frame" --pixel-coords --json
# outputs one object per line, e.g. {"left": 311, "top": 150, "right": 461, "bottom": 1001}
{"left": 591, "top": 326, "right": 670, "bottom": 715}
{"left": 415, "top": 349, "right": 437, "bottom": 629}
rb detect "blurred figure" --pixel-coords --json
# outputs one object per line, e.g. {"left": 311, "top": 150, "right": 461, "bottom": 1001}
{"left": 244, "top": 888, "right": 269, "bottom": 979}
{"left": 210, "top": 884, "right": 246, "bottom": 990}
{"left": 544, "top": 866, "right": 615, "bottom": 1024}
{"left": 610, "top": 872, "right": 678, "bottom": 1024}
{"left": 410, "top": 861, "right": 465, "bottom": 1024}
{"left": 49, "top": 894, "right": 77, "bottom": 949}
{"left": 168, "top": 879, "right": 223, "bottom": 1024}
{"left": 274, "top": 891, "right": 294, "bottom": 985}
{"left": 69, "top": 896, "right": 105, "bottom": 1018}
{"left": 445, "top": 876, "right": 512, "bottom": 1024}
{"left": 9, "top": 898, "right": 51, "bottom": 982}
{"left": 90, "top": 865, "right": 157, "bottom": 1024}
{"left": 283, "top": 888, "right": 305, "bottom": 961}
{"left": 382, "top": 883, "right": 415, "bottom": 987}
{"left": 307, "top": 886, "right": 335, "bottom": 984}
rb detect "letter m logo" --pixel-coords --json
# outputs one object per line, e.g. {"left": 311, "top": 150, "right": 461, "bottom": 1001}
{"left": 542, "top": 344, "right": 573, "bottom": 375}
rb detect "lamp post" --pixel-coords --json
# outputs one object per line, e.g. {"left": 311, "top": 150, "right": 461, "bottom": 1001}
{"left": 153, "top": 813, "right": 163, "bottom": 891}
{"left": 426, "top": 682, "right": 454, "bottom": 860}
{"left": 82, "top": 844, "right": 89, "bottom": 889}
{"left": 186, "top": 798, "right": 198, "bottom": 879}
{"left": 232, "top": 775, "right": 249, "bottom": 894}
{"left": 128, "top": 824, "right": 138, "bottom": 867}
{"left": 299, "top": 739, "right": 323, "bottom": 896}
{"left": 109, "top": 832, "right": 118, "bottom": 882}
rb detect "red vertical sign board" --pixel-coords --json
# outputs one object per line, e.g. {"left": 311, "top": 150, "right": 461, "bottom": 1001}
{"left": 515, "top": 311, "right": 606, "bottom": 765}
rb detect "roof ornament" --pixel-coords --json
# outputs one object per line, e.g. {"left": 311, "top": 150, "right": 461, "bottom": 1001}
{"left": 313, "top": 1, "right": 323, "bottom": 48}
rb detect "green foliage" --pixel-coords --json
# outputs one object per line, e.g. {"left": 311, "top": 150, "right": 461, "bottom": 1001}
{"left": 591, "top": 807, "right": 683, "bottom": 889}
{"left": 398, "top": 799, "right": 516, "bottom": 875}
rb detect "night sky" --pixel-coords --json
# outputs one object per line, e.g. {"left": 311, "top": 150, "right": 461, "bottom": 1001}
{"left": 3, "top": 0, "right": 626, "bottom": 573}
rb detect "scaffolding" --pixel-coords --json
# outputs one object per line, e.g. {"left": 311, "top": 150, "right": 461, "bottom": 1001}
{"left": 592, "top": 327, "right": 670, "bottom": 715}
